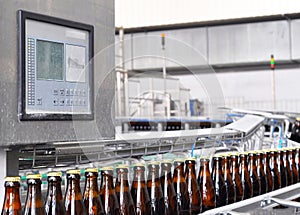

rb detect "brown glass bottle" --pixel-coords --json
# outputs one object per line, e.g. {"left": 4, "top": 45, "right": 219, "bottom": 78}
{"left": 256, "top": 151, "right": 267, "bottom": 195}
{"left": 45, "top": 172, "right": 67, "bottom": 215}
{"left": 297, "top": 147, "right": 300, "bottom": 183}
{"left": 83, "top": 168, "right": 105, "bottom": 215}
{"left": 197, "top": 157, "right": 216, "bottom": 212}
{"left": 230, "top": 153, "right": 243, "bottom": 202}
{"left": 222, "top": 154, "right": 236, "bottom": 204}
{"left": 263, "top": 150, "right": 274, "bottom": 192}
{"left": 100, "top": 167, "right": 120, "bottom": 215}
{"left": 290, "top": 148, "right": 299, "bottom": 184}
{"left": 1, "top": 177, "right": 22, "bottom": 215}
{"left": 184, "top": 158, "right": 202, "bottom": 214}
{"left": 160, "top": 160, "right": 178, "bottom": 215}
{"left": 173, "top": 159, "right": 190, "bottom": 214}
{"left": 64, "top": 170, "right": 86, "bottom": 215}
{"left": 131, "top": 164, "right": 151, "bottom": 215}
{"left": 278, "top": 149, "right": 287, "bottom": 188}
{"left": 248, "top": 152, "right": 261, "bottom": 197}
{"left": 270, "top": 150, "right": 281, "bottom": 190}
{"left": 284, "top": 148, "right": 293, "bottom": 186}
{"left": 239, "top": 153, "right": 253, "bottom": 200}
{"left": 212, "top": 155, "right": 228, "bottom": 207}
{"left": 147, "top": 162, "right": 165, "bottom": 215}
{"left": 115, "top": 165, "right": 136, "bottom": 215}
{"left": 24, "top": 174, "right": 46, "bottom": 215}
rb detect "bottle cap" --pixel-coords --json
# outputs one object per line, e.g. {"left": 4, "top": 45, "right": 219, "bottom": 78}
{"left": 134, "top": 163, "right": 146, "bottom": 167}
{"left": 26, "top": 174, "right": 42, "bottom": 179}
{"left": 185, "top": 157, "right": 196, "bottom": 161}
{"left": 47, "top": 171, "right": 62, "bottom": 177}
{"left": 85, "top": 168, "right": 99, "bottom": 173}
{"left": 213, "top": 154, "right": 224, "bottom": 158}
{"left": 173, "top": 158, "right": 185, "bottom": 163}
{"left": 66, "top": 169, "right": 80, "bottom": 175}
{"left": 296, "top": 117, "right": 300, "bottom": 121}
{"left": 200, "top": 156, "right": 210, "bottom": 161}
{"left": 101, "top": 166, "right": 114, "bottom": 171}
{"left": 230, "top": 152, "right": 239, "bottom": 156}
{"left": 4, "top": 176, "right": 21, "bottom": 182}
{"left": 116, "top": 164, "right": 129, "bottom": 169}
{"left": 148, "top": 161, "right": 160, "bottom": 165}
{"left": 161, "top": 159, "right": 173, "bottom": 164}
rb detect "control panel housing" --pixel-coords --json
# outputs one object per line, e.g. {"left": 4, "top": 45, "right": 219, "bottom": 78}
{"left": 19, "top": 11, "right": 94, "bottom": 120}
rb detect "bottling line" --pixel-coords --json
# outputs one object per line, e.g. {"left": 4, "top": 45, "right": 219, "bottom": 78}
{"left": 1, "top": 1, "right": 300, "bottom": 214}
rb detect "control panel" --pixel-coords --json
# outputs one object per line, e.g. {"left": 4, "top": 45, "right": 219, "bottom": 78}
{"left": 19, "top": 11, "right": 94, "bottom": 120}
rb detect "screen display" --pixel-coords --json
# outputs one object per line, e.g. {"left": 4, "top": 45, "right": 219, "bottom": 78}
{"left": 36, "top": 39, "right": 64, "bottom": 80}
{"left": 66, "top": 44, "right": 86, "bottom": 82}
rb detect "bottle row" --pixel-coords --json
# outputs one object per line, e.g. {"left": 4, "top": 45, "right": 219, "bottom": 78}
{"left": 2, "top": 146, "right": 300, "bottom": 215}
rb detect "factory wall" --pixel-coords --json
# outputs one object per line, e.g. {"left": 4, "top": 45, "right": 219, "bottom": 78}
{"left": 116, "top": 16, "right": 300, "bottom": 113}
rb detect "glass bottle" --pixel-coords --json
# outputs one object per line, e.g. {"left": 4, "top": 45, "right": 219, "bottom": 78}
{"left": 24, "top": 174, "right": 46, "bottom": 215}
{"left": 184, "top": 158, "right": 202, "bottom": 214}
{"left": 1, "top": 176, "right": 22, "bottom": 215}
{"left": 131, "top": 164, "right": 151, "bottom": 215}
{"left": 222, "top": 154, "right": 236, "bottom": 204}
{"left": 99, "top": 167, "right": 120, "bottom": 215}
{"left": 256, "top": 151, "right": 267, "bottom": 195}
{"left": 248, "top": 152, "right": 261, "bottom": 197}
{"left": 212, "top": 155, "right": 228, "bottom": 207}
{"left": 45, "top": 172, "right": 67, "bottom": 215}
{"left": 263, "top": 150, "right": 274, "bottom": 192}
{"left": 160, "top": 160, "right": 178, "bottom": 215}
{"left": 115, "top": 165, "right": 136, "bottom": 215}
{"left": 173, "top": 159, "right": 190, "bottom": 214}
{"left": 64, "top": 169, "right": 85, "bottom": 215}
{"left": 239, "top": 153, "right": 253, "bottom": 200}
{"left": 278, "top": 149, "right": 287, "bottom": 188}
{"left": 290, "top": 148, "right": 299, "bottom": 184}
{"left": 297, "top": 147, "right": 300, "bottom": 183}
{"left": 270, "top": 150, "right": 281, "bottom": 190}
{"left": 197, "top": 157, "right": 216, "bottom": 212}
{"left": 146, "top": 161, "right": 165, "bottom": 215}
{"left": 230, "top": 153, "right": 243, "bottom": 202}
{"left": 83, "top": 168, "right": 105, "bottom": 215}
{"left": 285, "top": 148, "right": 293, "bottom": 186}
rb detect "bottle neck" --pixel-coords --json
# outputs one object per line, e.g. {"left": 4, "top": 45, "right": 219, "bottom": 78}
{"left": 84, "top": 175, "right": 99, "bottom": 197}
{"left": 224, "top": 157, "right": 230, "bottom": 172}
{"left": 148, "top": 166, "right": 160, "bottom": 182}
{"left": 240, "top": 156, "right": 248, "bottom": 171}
{"left": 230, "top": 156, "right": 238, "bottom": 172}
{"left": 200, "top": 161, "right": 210, "bottom": 178}
{"left": 47, "top": 178, "right": 64, "bottom": 200}
{"left": 185, "top": 162, "right": 197, "bottom": 178}
{"left": 161, "top": 165, "right": 172, "bottom": 181}
{"left": 133, "top": 167, "right": 145, "bottom": 181}
{"left": 116, "top": 169, "right": 130, "bottom": 188}
{"left": 174, "top": 162, "right": 185, "bottom": 179}
{"left": 66, "top": 174, "right": 82, "bottom": 196}
{"left": 26, "top": 179, "right": 44, "bottom": 208}
{"left": 213, "top": 159, "right": 222, "bottom": 176}
{"left": 249, "top": 155, "right": 256, "bottom": 169}
{"left": 3, "top": 181, "right": 21, "bottom": 210}
{"left": 101, "top": 173, "right": 114, "bottom": 189}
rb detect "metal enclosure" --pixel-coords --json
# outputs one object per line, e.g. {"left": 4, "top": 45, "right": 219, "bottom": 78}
{"left": 0, "top": 0, "right": 115, "bottom": 145}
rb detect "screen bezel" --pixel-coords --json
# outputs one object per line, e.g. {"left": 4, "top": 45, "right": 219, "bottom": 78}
{"left": 18, "top": 10, "right": 94, "bottom": 121}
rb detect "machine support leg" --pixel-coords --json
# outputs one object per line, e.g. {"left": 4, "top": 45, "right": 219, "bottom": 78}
{"left": 0, "top": 147, "right": 19, "bottom": 204}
